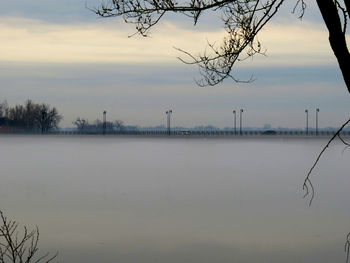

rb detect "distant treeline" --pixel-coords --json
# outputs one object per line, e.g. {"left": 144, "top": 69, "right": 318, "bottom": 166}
{"left": 72, "top": 118, "right": 124, "bottom": 132}
{"left": 0, "top": 100, "right": 62, "bottom": 133}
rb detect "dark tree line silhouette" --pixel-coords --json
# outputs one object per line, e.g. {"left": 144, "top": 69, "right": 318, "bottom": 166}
{"left": 0, "top": 100, "right": 62, "bottom": 133}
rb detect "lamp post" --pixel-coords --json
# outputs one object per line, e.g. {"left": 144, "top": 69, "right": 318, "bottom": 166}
{"left": 316, "top": 108, "right": 320, "bottom": 135}
{"left": 305, "top": 109, "right": 308, "bottom": 135}
{"left": 166, "top": 110, "right": 172, "bottom": 135}
{"left": 103, "top": 110, "right": 106, "bottom": 135}
{"left": 240, "top": 109, "right": 243, "bottom": 135}
{"left": 233, "top": 110, "right": 236, "bottom": 135}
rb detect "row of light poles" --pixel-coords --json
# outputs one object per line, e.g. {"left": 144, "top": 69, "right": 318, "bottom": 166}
{"left": 165, "top": 109, "right": 243, "bottom": 136}
{"left": 305, "top": 108, "right": 320, "bottom": 135}
{"left": 235, "top": 108, "right": 320, "bottom": 135}
{"left": 165, "top": 108, "right": 319, "bottom": 135}
{"left": 102, "top": 108, "right": 320, "bottom": 135}
{"left": 166, "top": 109, "right": 244, "bottom": 135}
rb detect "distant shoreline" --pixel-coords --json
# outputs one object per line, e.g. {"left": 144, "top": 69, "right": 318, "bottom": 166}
{"left": 1, "top": 131, "right": 349, "bottom": 139}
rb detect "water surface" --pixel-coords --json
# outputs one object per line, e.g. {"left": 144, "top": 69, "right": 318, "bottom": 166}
{"left": 0, "top": 135, "right": 349, "bottom": 262}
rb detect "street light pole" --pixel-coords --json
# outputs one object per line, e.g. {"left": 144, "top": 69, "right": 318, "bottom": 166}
{"left": 166, "top": 111, "right": 168, "bottom": 134}
{"left": 103, "top": 110, "right": 106, "bottom": 135}
{"left": 233, "top": 110, "right": 236, "bottom": 135}
{"left": 316, "top": 108, "right": 319, "bottom": 135}
{"left": 305, "top": 109, "right": 308, "bottom": 135}
{"left": 240, "top": 109, "right": 243, "bottom": 135}
{"left": 166, "top": 110, "right": 172, "bottom": 135}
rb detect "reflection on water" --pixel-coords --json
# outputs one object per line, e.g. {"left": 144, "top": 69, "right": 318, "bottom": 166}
{"left": 0, "top": 135, "right": 349, "bottom": 263}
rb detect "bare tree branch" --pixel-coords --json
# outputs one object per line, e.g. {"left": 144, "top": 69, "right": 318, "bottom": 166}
{"left": 346, "top": 232, "right": 350, "bottom": 262}
{"left": 92, "top": 0, "right": 288, "bottom": 85}
{"left": 0, "top": 210, "right": 58, "bottom": 263}
{"left": 292, "top": 0, "right": 306, "bottom": 19}
{"left": 303, "top": 117, "right": 350, "bottom": 206}
{"left": 93, "top": 0, "right": 350, "bottom": 90}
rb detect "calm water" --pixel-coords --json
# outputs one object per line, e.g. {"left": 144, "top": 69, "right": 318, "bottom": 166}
{"left": 0, "top": 135, "right": 349, "bottom": 263}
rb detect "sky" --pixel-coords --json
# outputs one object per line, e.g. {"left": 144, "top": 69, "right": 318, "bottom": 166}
{"left": 0, "top": 0, "right": 349, "bottom": 129}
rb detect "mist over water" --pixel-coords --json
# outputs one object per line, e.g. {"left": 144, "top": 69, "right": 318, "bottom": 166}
{"left": 0, "top": 135, "right": 349, "bottom": 263}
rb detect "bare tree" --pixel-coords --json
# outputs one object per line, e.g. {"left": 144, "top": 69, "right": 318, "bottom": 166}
{"left": 114, "top": 120, "right": 124, "bottom": 131}
{"left": 35, "top": 104, "right": 62, "bottom": 134}
{"left": 0, "top": 210, "right": 57, "bottom": 263}
{"left": 93, "top": 0, "right": 350, "bottom": 92}
{"left": 0, "top": 101, "right": 9, "bottom": 130}
{"left": 8, "top": 105, "right": 26, "bottom": 128}
{"left": 1, "top": 101, "right": 62, "bottom": 133}
{"left": 24, "top": 100, "right": 40, "bottom": 132}
{"left": 0, "top": 101, "right": 9, "bottom": 119}
{"left": 73, "top": 117, "right": 89, "bottom": 131}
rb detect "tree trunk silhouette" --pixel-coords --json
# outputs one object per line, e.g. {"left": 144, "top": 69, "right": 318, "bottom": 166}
{"left": 316, "top": 0, "right": 350, "bottom": 93}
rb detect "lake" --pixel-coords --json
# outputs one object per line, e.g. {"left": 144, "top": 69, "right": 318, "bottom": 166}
{"left": 0, "top": 135, "right": 349, "bottom": 263}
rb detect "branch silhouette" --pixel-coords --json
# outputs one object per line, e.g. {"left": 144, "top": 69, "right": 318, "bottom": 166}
{"left": 303, "top": 117, "right": 350, "bottom": 206}
{"left": 0, "top": 210, "right": 58, "bottom": 263}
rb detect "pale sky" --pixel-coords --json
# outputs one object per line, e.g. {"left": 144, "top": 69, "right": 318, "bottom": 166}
{"left": 0, "top": 0, "right": 349, "bottom": 128}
